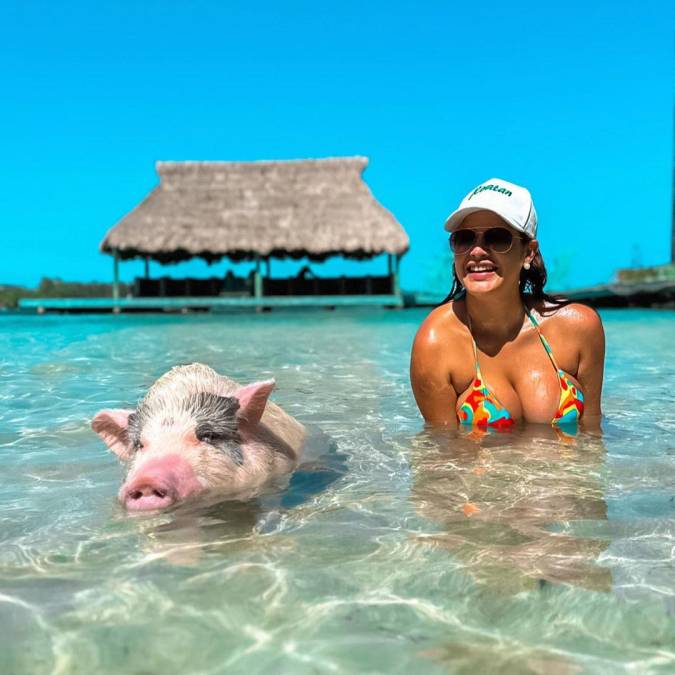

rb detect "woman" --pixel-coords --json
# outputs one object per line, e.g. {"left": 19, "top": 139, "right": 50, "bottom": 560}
{"left": 410, "top": 178, "right": 605, "bottom": 429}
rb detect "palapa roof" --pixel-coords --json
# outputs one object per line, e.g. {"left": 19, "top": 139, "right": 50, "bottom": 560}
{"left": 100, "top": 157, "right": 409, "bottom": 263}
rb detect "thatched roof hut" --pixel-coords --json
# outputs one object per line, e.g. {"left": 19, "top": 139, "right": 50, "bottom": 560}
{"left": 101, "top": 157, "right": 409, "bottom": 264}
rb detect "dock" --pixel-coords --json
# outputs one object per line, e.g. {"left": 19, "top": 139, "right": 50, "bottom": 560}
{"left": 561, "top": 279, "right": 675, "bottom": 308}
{"left": 18, "top": 294, "right": 404, "bottom": 313}
{"left": 563, "top": 263, "right": 675, "bottom": 308}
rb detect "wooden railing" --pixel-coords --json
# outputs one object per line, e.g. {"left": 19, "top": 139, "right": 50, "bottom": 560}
{"left": 133, "top": 274, "right": 395, "bottom": 298}
{"left": 263, "top": 275, "right": 393, "bottom": 296}
{"left": 133, "top": 274, "right": 252, "bottom": 297}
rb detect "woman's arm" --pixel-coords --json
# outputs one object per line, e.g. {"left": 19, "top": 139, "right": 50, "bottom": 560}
{"left": 570, "top": 304, "right": 605, "bottom": 428}
{"left": 410, "top": 315, "right": 458, "bottom": 427}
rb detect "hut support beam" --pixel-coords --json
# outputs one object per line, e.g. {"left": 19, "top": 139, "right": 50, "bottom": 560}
{"left": 254, "top": 257, "right": 263, "bottom": 298}
{"left": 392, "top": 254, "right": 401, "bottom": 296}
{"left": 112, "top": 251, "right": 120, "bottom": 301}
{"left": 144, "top": 257, "right": 150, "bottom": 279}
{"left": 388, "top": 254, "right": 401, "bottom": 296}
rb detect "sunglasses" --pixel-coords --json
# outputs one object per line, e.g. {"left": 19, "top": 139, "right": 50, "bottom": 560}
{"left": 449, "top": 227, "right": 523, "bottom": 254}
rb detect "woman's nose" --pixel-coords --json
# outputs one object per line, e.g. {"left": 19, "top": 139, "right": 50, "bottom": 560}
{"left": 469, "top": 236, "right": 489, "bottom": 255}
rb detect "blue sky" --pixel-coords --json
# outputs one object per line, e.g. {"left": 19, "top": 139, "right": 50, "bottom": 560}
{"left": 1, "top": 1, "right": 672, "bottom": 292}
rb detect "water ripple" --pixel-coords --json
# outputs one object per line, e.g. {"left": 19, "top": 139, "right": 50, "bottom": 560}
{"left": 0, "top": 309, "right": 673, "bottom": 673}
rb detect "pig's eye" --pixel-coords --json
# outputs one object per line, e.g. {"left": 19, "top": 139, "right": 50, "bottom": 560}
{"left": 195, "top": 426, "right": 222, "bottom": 445}
{"left": 132, "top": 439, "right": 144, "bottom": 452}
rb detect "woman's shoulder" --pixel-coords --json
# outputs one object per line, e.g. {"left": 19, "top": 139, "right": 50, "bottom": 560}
{"left": 535, "top": 300, "right": 604, "bottom": 343}
{"left": 413, "top": 300, "right": 466, "bottom": 348}
{"left": 411, "top": 301, "right": 471, "bottom": 375}
{"left": 410, "top": 300, "right": 470, "bottom": 395}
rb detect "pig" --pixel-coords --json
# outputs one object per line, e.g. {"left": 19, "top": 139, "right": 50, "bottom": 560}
{"left": 91, "top": 363, "right": 305, "bottom": 512}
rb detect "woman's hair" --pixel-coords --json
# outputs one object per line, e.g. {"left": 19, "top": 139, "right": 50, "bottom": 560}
{"left": 440, "top": 243, "right": 569, "bottom": 312}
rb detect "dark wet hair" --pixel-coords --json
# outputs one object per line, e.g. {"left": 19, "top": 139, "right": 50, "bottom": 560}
{"left": 439, "top": 242, "right": 569, "bottom": 313}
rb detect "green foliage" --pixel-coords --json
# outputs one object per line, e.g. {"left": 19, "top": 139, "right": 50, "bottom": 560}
{"left": 0, "top": 278, "right": 129, "bottom": 309}
{"left": 0, "top": 286, "right": 28, "bottom": 309}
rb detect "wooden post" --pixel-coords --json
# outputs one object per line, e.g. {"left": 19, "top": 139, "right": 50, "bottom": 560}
{"left": 112, "top": 251, "right": 120, "bottom": 301}
{"left": 265, "top": 258, "right": 271, "bottom": 279}
{"left": 144, "top": 257, "right": 150, "bottom": 279}
{"left": 388, "top": 253, "right": 399, "bottom": 295}
{"left": 254, "top": 257, "right": 262, "bottom": 299}
{"left": 392, "top": 254, "right": 401, "bottom": 296}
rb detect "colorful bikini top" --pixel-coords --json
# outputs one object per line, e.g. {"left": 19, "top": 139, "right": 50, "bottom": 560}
{"left": 457, "top": 309, "right": 584, "bottom": 429}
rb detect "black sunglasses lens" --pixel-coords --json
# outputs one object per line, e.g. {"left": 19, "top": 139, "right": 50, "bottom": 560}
{"left": 450, "top": 230, "right": 475, "bottom": 253}
{"left": 484, "top": 228, "right": 513, "bottom": 252}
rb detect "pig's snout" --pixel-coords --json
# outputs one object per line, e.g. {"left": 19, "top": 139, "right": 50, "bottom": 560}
{"left": 120, "top": 454, "right": 202, "bottom": 512}
{"left": 124, "top": 481, "right": 175, "bottom": 511}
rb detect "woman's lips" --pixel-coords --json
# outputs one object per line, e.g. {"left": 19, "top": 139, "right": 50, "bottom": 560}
{"left": 467, "top": 271, "right": 496, "bottom": 281}
{"left": 465, "top": 262, "right": 497, "bottom": 281}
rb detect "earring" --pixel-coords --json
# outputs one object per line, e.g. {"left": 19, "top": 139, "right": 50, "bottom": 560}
{"left": 523, "top": 262, "right": 531, "bottom": 271}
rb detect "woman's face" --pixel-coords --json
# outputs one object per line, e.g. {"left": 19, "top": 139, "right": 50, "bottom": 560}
{"left": 452, "top": 210, "right": 536, "bottom": 296}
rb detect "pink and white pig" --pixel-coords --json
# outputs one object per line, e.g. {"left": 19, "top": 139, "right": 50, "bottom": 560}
{"left": 92, "top": 363, "right": 305, "bottom": 512}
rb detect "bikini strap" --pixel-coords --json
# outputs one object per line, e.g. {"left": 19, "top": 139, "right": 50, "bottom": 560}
{"left": 525, "top": 308, "right": 562, "bottom": 372}
{"left": 466, "top": 315, "right": 484, "bottom": 380}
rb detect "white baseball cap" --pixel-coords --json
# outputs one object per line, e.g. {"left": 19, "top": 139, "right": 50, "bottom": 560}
{"left": 444, "top": 178, "right": 538, "bottom": 239}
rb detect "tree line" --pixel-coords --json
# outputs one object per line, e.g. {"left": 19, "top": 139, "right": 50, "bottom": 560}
{"left": 0, "top": 278, "right": 129, "bottom": 309}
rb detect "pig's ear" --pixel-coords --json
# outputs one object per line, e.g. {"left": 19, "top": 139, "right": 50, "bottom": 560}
{"left": 234, "top": 380, "right": 275, "bottom": 428}
{"left": 91, "top": 409, "right": 135, "bottom": 460}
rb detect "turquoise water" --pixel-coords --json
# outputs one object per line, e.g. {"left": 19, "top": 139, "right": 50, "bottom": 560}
{"left": 1, "top": 309, "right": 674, "bottom": 674}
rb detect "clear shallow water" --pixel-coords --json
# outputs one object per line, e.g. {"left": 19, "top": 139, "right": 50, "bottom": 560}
{"left": 1, "top": 308, "right": 674, "bottom": 674}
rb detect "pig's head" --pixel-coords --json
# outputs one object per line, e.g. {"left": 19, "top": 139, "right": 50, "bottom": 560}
{"left": 92, "top": 380, "right": 275, "bottom": 512}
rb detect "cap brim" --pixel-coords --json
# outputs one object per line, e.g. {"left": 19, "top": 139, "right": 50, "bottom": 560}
{"left": 443, "top": 206, "right": 531, "bottom": 237}
{"left": 444, "top": 207, "right": 486, "bottom": 232}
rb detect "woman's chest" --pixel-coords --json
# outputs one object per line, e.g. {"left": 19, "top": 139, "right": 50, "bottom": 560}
{"left": 454, "top": 334, "right": 580, "bottom": 424}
